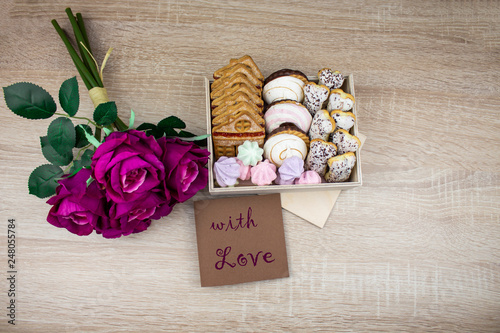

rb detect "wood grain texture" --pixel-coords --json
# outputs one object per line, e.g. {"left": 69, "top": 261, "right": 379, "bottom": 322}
{"left": 1, "top": 0, "right": 499, "bottom": 331}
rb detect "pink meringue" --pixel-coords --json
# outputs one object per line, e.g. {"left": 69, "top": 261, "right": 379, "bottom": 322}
{"left": 294, "top": 170, "right": 322, "bottom": 184}
{"left": 276, "top": 156, "right": 304, "bottom": 185}
{"left": 236, "top": 158, "right": 252, "bottom": 181}
{"left": 214, "top": 156, "right": 240, "bottom": 187}
{"left": 250, "top": 159, "right": 277, "bottom": 186}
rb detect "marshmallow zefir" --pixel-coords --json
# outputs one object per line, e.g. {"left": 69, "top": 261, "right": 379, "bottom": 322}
{"left": 262, "top": 69, "right": 308, "bottom": 104}
{"left": 264, "top": 100, "right": 312, "bottom": 134}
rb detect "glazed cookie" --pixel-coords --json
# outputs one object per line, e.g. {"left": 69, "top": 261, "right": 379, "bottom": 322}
{"left": 264, "top": 100, "right": 312, "bottom": 134}
{"left": 268, "top": 123, "right": 310, "bottom": 147}
{"left": 211, "top": 81, "right": 261, "bottom": 100}
{"left": 327, "top": 89, "right": 355, "bottom": 112}
{"left": 211, "top": 83, "right": 263, "bottom": 109}
{"left": 214, "top": 63, "right": 263, "bottom": 89}
{"left": 263, "top": 69, "right": 308, "bottom": 104}
{"left": 211, "top": 72, "right": 261, "bottom": 98}
{"left": 304, "top": 139, "right": 337, "bottom": 176}
{"left": 214, "top": 55, "right": 264, "bottom": 82}
{"left": 308, "top": 110, "right": 336, "bottom": 141}
{"left": 318, "top": 68, "right": 344, "bottom": 89}
{"left": 330, "top": 129, "right": 361, "bottom": 155}
{"left": 212, "top": 102, "right": 265, "bottom": 126}
{"left": 325, "top": 152, "right": 356, "bottom": 183}
{"left": 212, "top": 101, "right": 263, "bottom": 124}
{"left": 212, "top": 94, "right": 263, "bottom": 117}
{"left": 263, "top": 133, "right": 308, "bottom": 167}
{"left": 303, "top": 82, "right": 330, "bottom": 116}
{"left": 330, "top": 110, "right": 356, "bottom": 131}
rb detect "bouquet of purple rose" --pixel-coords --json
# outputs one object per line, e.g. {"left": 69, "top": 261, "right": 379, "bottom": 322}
{"left": 3, "top": 8, "right": 210, "bottom": 238}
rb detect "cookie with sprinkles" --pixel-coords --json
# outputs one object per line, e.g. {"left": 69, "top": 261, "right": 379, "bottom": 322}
{"left": 303, "top": 82, "right": 330, "bottom": 116}
{"left": 318, "top": 68, "right": 344, "bottom": 89}
{"left": 325, "top": 152, "right": 356, "bottom": 182}
{"left": 330, "top": 129, "right": 360, "bottom": 155}
{"left": 304, "top": 139, "right": 337, "bottom": 176}
{"left": 330, "top": 110, "right": 356, "bottom": 131}
{"left": 309, "top": 110, "right": 335, "bottom": 141}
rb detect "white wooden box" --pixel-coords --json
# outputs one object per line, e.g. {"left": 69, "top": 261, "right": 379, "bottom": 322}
{"left": 205, "top": 74, "right": 362, "bottom": 195}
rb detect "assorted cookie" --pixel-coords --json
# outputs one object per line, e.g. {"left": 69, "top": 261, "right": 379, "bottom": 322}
{"left": 211, "top": 55, "right": 265, "bottom": 160}
{"left": 325, "top": 152, "right": 357, "bottom": 183}
{"left": 330, "top": 129, "right": 361, "bottom": 155}
{"left": 305, "top": 139, "right": 337, "bottom": 177}
{"left": 309, "top": 110, "right": 336, "bottom": 141}
{"left": 330, "top": 110, "right": 356, "bottom": 131}
{"left": 264, "top": 100, "right": 312, "bottom": 134}
{"left": 303, "top": 82, "right": 330, "bottom": 116}
{"left": 211, "top": 61, "right": 360, "bottom": 187}
{"left": 263, "top": 132, "right": 308, "bottom": 167}
{"left": 327, "top": 89, "right": 355, "bottom": 112}
{"left": 318, "top": 68, "right": 344, "bottom": 89}
{"left": 262, "top": 69, "right": 308, "bottom": 104}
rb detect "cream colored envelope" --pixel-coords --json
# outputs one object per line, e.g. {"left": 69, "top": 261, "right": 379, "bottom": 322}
{"left": 281, "top": 133, "right": 366, "bottom": 228}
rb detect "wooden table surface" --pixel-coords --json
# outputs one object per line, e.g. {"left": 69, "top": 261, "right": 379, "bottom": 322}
{"left": 1, "top": 0, "right": 499, "bottom": 332}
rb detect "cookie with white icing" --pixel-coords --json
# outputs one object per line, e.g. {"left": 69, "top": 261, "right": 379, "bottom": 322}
{"left": 263, "top": 69, "right": 308, "bottom": 104}
{"left": 304, "top": 139, "right": 337, "bottom": 176}
{"left": 268, "top": 123, "right": 310, "bottom": 147}
{"left": 325, "top": 152, "right": 356, "bottom": 182}
{"left": 327, "top": 89, "right": 355, "bottom": 112}
{"left": 318, "top": 68, "right": 344, "bottom": 89}
{"left": 263, "top": 133, "right": 308, "bottom": 167}
{"left": 308, "top": 110, "right": 335, "bottom": 141}
{"left": 330, "top": 110, "right": 356, "bottom": 131}
{"left": 330, "top": 129, "right": 360, "bottom": 155}
{"left": 264, "top": 100, "right": 312, "bottom": 134}
{"left": 303, "top": 82, "right": 330, "bottom": 116}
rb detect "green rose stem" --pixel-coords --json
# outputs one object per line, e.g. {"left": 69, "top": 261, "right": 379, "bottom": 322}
{"left": 64, "top": 8, "right": 103, "bottom": 88}
{"left": 52, "top": 9, "right": 128, "bottom": 134}
{"left": 76, "top": 13, "right": 91, "bottom": 54}
{"left": 51, "top": 19, "right": 95, "bottom": 89}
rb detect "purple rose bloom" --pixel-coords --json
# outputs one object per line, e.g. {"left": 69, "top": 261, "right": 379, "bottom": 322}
{"left": 46, "top": 168, "right": 106, "bottom": 236}
{"left": 91, "top": 130, "right": 165, "bottom": 203}
{"left": 157, "top": 137, "right": 210, "bottom": 203}
{"left": 94, "top": 192, "right": 176, "bottom": 239}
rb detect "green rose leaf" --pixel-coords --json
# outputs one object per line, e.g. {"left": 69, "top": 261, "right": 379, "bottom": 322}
{"left": 75, "top": 124, "right": 92, "bottom": 148}
{"left": 69, "top": 149, "right": 93, "bottom": 177}
{"left": 47, "top": 117, "right": 76, "bottom": 156}
{"left": 59, "top": 76, "right": 79, "bottom": 116}
{"left": 164, "top": 127, "right": 178, "bottom": 137}
{"left": 128, "top": 109, "right": 135, "bottom": 129}
{"left": 93, "top": 101, "right": 117, "bottom": 126}
{"left": 177, "top": 130, "right": 209, "bottom": 147}
{"left": 77, "top": 125, "right": 100, "bottom": 148}
{"left": 40, "top": 136, "right": 73, "bottom": 166}
{"left": 158, "top": 116, "right": 186, "bottom": 130}
{"left": 28, "top": 164, "right": 64, "bottom": 198}
{"left": 137, "top": 122, "right": 164, "bottom": 139}
{"left": 3, "top": 82, "right": 57, "bottom": 119}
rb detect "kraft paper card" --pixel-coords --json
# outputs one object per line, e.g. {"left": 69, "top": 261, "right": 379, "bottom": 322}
{"left": 194, "top": 194, "right": 289, "bottom": 287}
